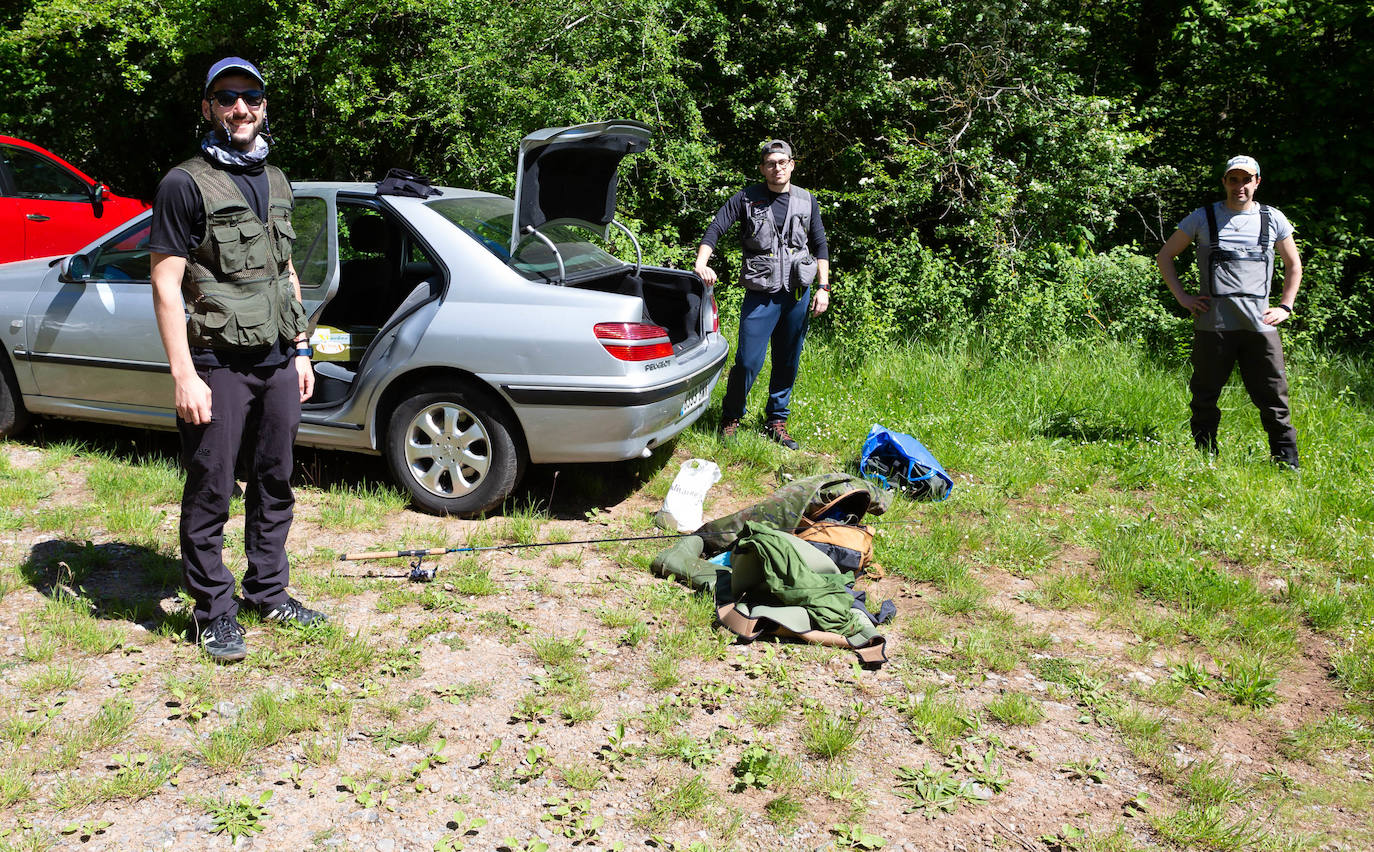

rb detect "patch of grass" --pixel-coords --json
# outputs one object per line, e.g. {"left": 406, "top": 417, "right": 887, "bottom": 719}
{"left": 199, "top": 689, "right": 329, "bottom": 770}
{"left": 817, "top": 765, "right": 870, "bottom": 821}
{"left": 1280, "top": 713, "right": 1374, "bottom": 762}
{"left": 803, "top": 704, "right": 865, "bottom": 760}
{"left": 1150, "top": 804, "right": 1270, "bottom": 850}
{"left": 200, "top": 790, "right": 273, "bottom": 840}
{"left": 1180, "top": 757, "right": 1249, "bottom": 808}
{"left": 764, "top": 792, "right": 804, "bottom": 828}
{"left": 315, "top": 482, "right": 407, "bottom": 530}
{"left": 0, "top": 765, "right": 32, "bottom": 809}
{"left": 636, "top": 773, "right": 713, "bottom": 829}
{"left": 50, "top": 751, "right": 183, "bottom": 809}
{"left": 945, "top": 623, "right": 1024, "bottom": 673}
{"left": 1215, "top": 656, "right": 1280, "bottom": 709}
{"left": 558, "top": 761, "right": 606, "bottom": 791}
{"left": 885, "top": 686, "right": 977, "bottom": 749}
{"left": 1031, "top": 569, "right": 1102, "bottom": 609}
{"left": 502, "top": 498, "right": 549, "bottom": 545}
{"left": 984, "top": 692, "right": 1045, "bottom": 726}
{"left": 19, "top": 663, "right": 82, "bottom": 696}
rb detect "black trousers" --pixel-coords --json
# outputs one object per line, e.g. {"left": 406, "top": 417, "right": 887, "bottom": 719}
{"left": 178, "top": 360, "right": 300, "bottom": 626}
{"left": 1189, "top": 329, "right": 1298, "bottom": 465}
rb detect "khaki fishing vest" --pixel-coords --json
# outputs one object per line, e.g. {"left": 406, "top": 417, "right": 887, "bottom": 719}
{"left": 176, "top": 157, "right": 306, "bottom": 350}
{"left": 738, "top": 184, "right": 819, "bottom": 294}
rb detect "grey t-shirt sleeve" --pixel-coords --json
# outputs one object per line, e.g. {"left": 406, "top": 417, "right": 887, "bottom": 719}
{"left": 1269, "top": 207, "right": 1294, "bottom": 242}
{"left": 1176, "top": 206, "right": 1207, "bottom": 243}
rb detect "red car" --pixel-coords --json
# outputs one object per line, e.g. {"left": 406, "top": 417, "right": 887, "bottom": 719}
{"left": 0, "top": 135, "right": 150, "bottom": 263}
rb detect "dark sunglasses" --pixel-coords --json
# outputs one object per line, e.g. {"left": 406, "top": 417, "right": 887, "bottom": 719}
{"left": 209, "top": 88, "right": 265, "bottom": 107}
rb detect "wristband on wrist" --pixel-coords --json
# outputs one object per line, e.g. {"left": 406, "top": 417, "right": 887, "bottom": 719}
{"left": 295, "top": 345, "right": 312, "bottom": 357}
{"left": 1277, "top": 304, "right": 1293, "bottom": 314}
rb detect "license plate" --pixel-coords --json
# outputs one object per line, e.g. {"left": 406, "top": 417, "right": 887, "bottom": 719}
{"left": 679, "top": 382, "right": 710, "bottom": 417}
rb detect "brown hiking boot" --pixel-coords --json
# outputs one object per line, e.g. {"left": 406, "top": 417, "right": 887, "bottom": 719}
{"left": 720, "top": 417, "right": 741, "bottom": 438}
{"left": 765, "top": 419, "right": 799, "bottom": 450}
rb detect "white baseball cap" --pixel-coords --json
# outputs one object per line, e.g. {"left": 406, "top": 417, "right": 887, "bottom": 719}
{"left": 1223, "top": 155, "right": 1260, "bottom": 176}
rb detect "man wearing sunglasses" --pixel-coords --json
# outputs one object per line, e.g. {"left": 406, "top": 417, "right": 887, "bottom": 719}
{"left": 149, "top": 56, "right": 323, "bottom": 662}
{"left": 694, "top": 139, "right": 830, "bottom": 450}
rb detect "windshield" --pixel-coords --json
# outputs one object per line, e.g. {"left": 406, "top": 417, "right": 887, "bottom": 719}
{"left": 425, "top": 196, "right": 624, "bottom": 282}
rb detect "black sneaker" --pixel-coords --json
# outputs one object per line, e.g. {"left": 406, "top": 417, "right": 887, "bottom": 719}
{"left": 720, "top": 417, "right": 741, "bottom": 438}
{"left": 766, "top": 419, "right": 799, "bottom": 450}
{"left": 196, "top": 613, "right": 247, "bottom": 663}
{"left": 254, "top": 596, "right": 328, "bottom": 628}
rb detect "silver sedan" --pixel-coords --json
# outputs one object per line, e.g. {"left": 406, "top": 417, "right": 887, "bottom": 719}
{"left": 0, "top": 121, "right": 728, "bottom": 514}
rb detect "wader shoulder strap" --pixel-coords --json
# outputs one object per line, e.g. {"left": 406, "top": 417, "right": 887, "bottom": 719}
{"left": 1259, "top": 205, "right": 1271, "bottom": 247}
{"left": 1203, "top": 202, "right": 1219, "bottom": 289}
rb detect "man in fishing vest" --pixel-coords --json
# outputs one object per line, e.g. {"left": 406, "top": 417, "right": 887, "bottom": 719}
{"left": 1157, "top": 155, "right": 1303, "bottom": 469}
{"left": 150, "top": 56, "right": 325, "bottom": 662}
{"left": 694, "top": 139, "right": 830, "bottom": 450}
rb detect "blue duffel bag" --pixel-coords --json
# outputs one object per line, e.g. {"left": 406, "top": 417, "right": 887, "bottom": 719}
{"left": 858, "top": 424, "right": 954, "bottom": 501}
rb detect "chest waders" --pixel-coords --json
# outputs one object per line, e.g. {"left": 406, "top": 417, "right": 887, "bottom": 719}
{"left": 1203, "top": 202, "right": 1273, "bottom": 300}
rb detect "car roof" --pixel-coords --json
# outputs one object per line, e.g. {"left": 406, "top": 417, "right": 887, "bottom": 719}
{"left": 291, "top": 181, "right": 508, "bottom": 203}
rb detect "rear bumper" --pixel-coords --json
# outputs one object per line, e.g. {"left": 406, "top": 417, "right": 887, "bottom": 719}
{"left": 509, "top": 342, "right": 728, "bottom": 463}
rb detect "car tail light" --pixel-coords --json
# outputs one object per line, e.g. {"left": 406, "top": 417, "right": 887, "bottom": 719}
{"left": 709, "top": 292, "right": 720, "bottom": 334}
{"left": 594, "top": 322, "right": 674, "bottom": 361}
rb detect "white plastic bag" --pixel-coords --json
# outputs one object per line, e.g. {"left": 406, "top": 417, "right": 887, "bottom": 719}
{"left": 654, "top": 458, "right": 722, "bottom": 532}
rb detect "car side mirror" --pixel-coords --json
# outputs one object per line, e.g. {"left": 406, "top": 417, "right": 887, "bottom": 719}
{"left": 89, "top": 183, "right": 105, "bottom": 205}
{"left": 59, "top": 254, "right": 91, "bottom": 283}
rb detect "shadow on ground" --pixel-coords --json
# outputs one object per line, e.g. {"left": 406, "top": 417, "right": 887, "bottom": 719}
{"left": 20, "top": 538, "right": 185, "bottom": 633}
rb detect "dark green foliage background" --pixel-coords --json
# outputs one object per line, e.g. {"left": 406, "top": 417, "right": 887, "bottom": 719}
{"left": 3, "top": 0, "right": 1369, "bottom": 354}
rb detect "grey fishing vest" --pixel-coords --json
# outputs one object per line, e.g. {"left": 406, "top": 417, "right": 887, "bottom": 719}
{"left": 1202, "top": 201, "right": 1274, "bottom": 300}
{"left": 176, "top": 157, "right": 306, "bottom": 350}
{"left": 738, "top": 184, "right": 819, "bottom": 294}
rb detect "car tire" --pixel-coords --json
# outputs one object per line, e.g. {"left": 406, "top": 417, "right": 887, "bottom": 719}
{"left": 385, "top": 383, "right": 524, "bottom": 516}
{"left": 0, "top": 357, "right": 30, "bottom": 438}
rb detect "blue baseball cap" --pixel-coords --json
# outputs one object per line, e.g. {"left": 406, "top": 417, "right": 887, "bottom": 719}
{"left": 204, "top": 56, "right": 265, "bottom": 94}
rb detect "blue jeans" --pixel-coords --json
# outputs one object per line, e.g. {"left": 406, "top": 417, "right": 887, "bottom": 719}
{"left": 721, "top": 287, "right": 811, "bottom": 423}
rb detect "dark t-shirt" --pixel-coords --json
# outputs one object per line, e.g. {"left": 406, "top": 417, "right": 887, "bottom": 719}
{"left": 150, "top": 153, "right": 288, "bottom": 368}
{"left": 700, "top": 185, "right": 829, "bottom": 260}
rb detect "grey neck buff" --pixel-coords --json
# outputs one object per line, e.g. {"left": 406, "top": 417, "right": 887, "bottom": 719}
{"left": 200, "top": 131, "right": 269, "bottom": 168}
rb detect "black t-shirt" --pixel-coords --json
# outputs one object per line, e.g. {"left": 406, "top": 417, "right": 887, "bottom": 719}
{"left": 150, "top": 153, "right": 289, "bottom": 369}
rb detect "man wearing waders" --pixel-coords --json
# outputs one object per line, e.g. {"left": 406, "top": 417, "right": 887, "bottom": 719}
{"left": 1157, "top": 155, "right": 1303, "bottom": 469}
{"left": 693, "top": 140, "right": 830, "bottom": 450}
{"left": 150, "top": 57, "right": 326, "bottom": 662}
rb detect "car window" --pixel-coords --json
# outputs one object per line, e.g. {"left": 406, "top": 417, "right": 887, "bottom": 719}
{"left": 292, "top": 196, "right": 329, "bottom": 290}
{"left": 424, "top": 196, "right": 624, "bottom": 282}
{"left": 1, "top": 145, "right": 89, "bottom": 201}
{"left": 87, "top": 219, "right": 152, "bottom": 281}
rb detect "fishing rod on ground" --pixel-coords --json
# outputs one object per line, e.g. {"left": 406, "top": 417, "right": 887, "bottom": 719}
{"left": 339, "top": 517, "right": 930, "bottom": 582}
{"left": 340, "top": 532, "right": 689, "bottom": 581}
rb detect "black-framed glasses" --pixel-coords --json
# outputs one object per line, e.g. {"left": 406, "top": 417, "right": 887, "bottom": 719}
{"left": 763, "top": 158, "right": 792, "bottom": 169}
{"left": 209, "top": 88, "right": 265, "bottom": 107}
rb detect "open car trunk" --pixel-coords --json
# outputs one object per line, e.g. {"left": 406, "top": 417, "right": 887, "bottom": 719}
{"left": 572, "top": 266, "right": 706, "bottom": 354}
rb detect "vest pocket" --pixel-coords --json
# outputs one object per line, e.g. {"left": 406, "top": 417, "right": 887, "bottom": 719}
{"left": 210, "top": 221, "right": 268, "bottom": 275}
{"left": 792, "top": 254, "right": 818, "bottom": 288}
{"left": 279, "top": 291, "right": 307, "bottom": 337}
{"left": 191, "top": 291, "right": 276, "bottom": 348}
{"left": 272, "top": 217, "right": 296, "bottom": 266}
{"left": 741, "top": 254, "right": 775, "bottom": 292}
